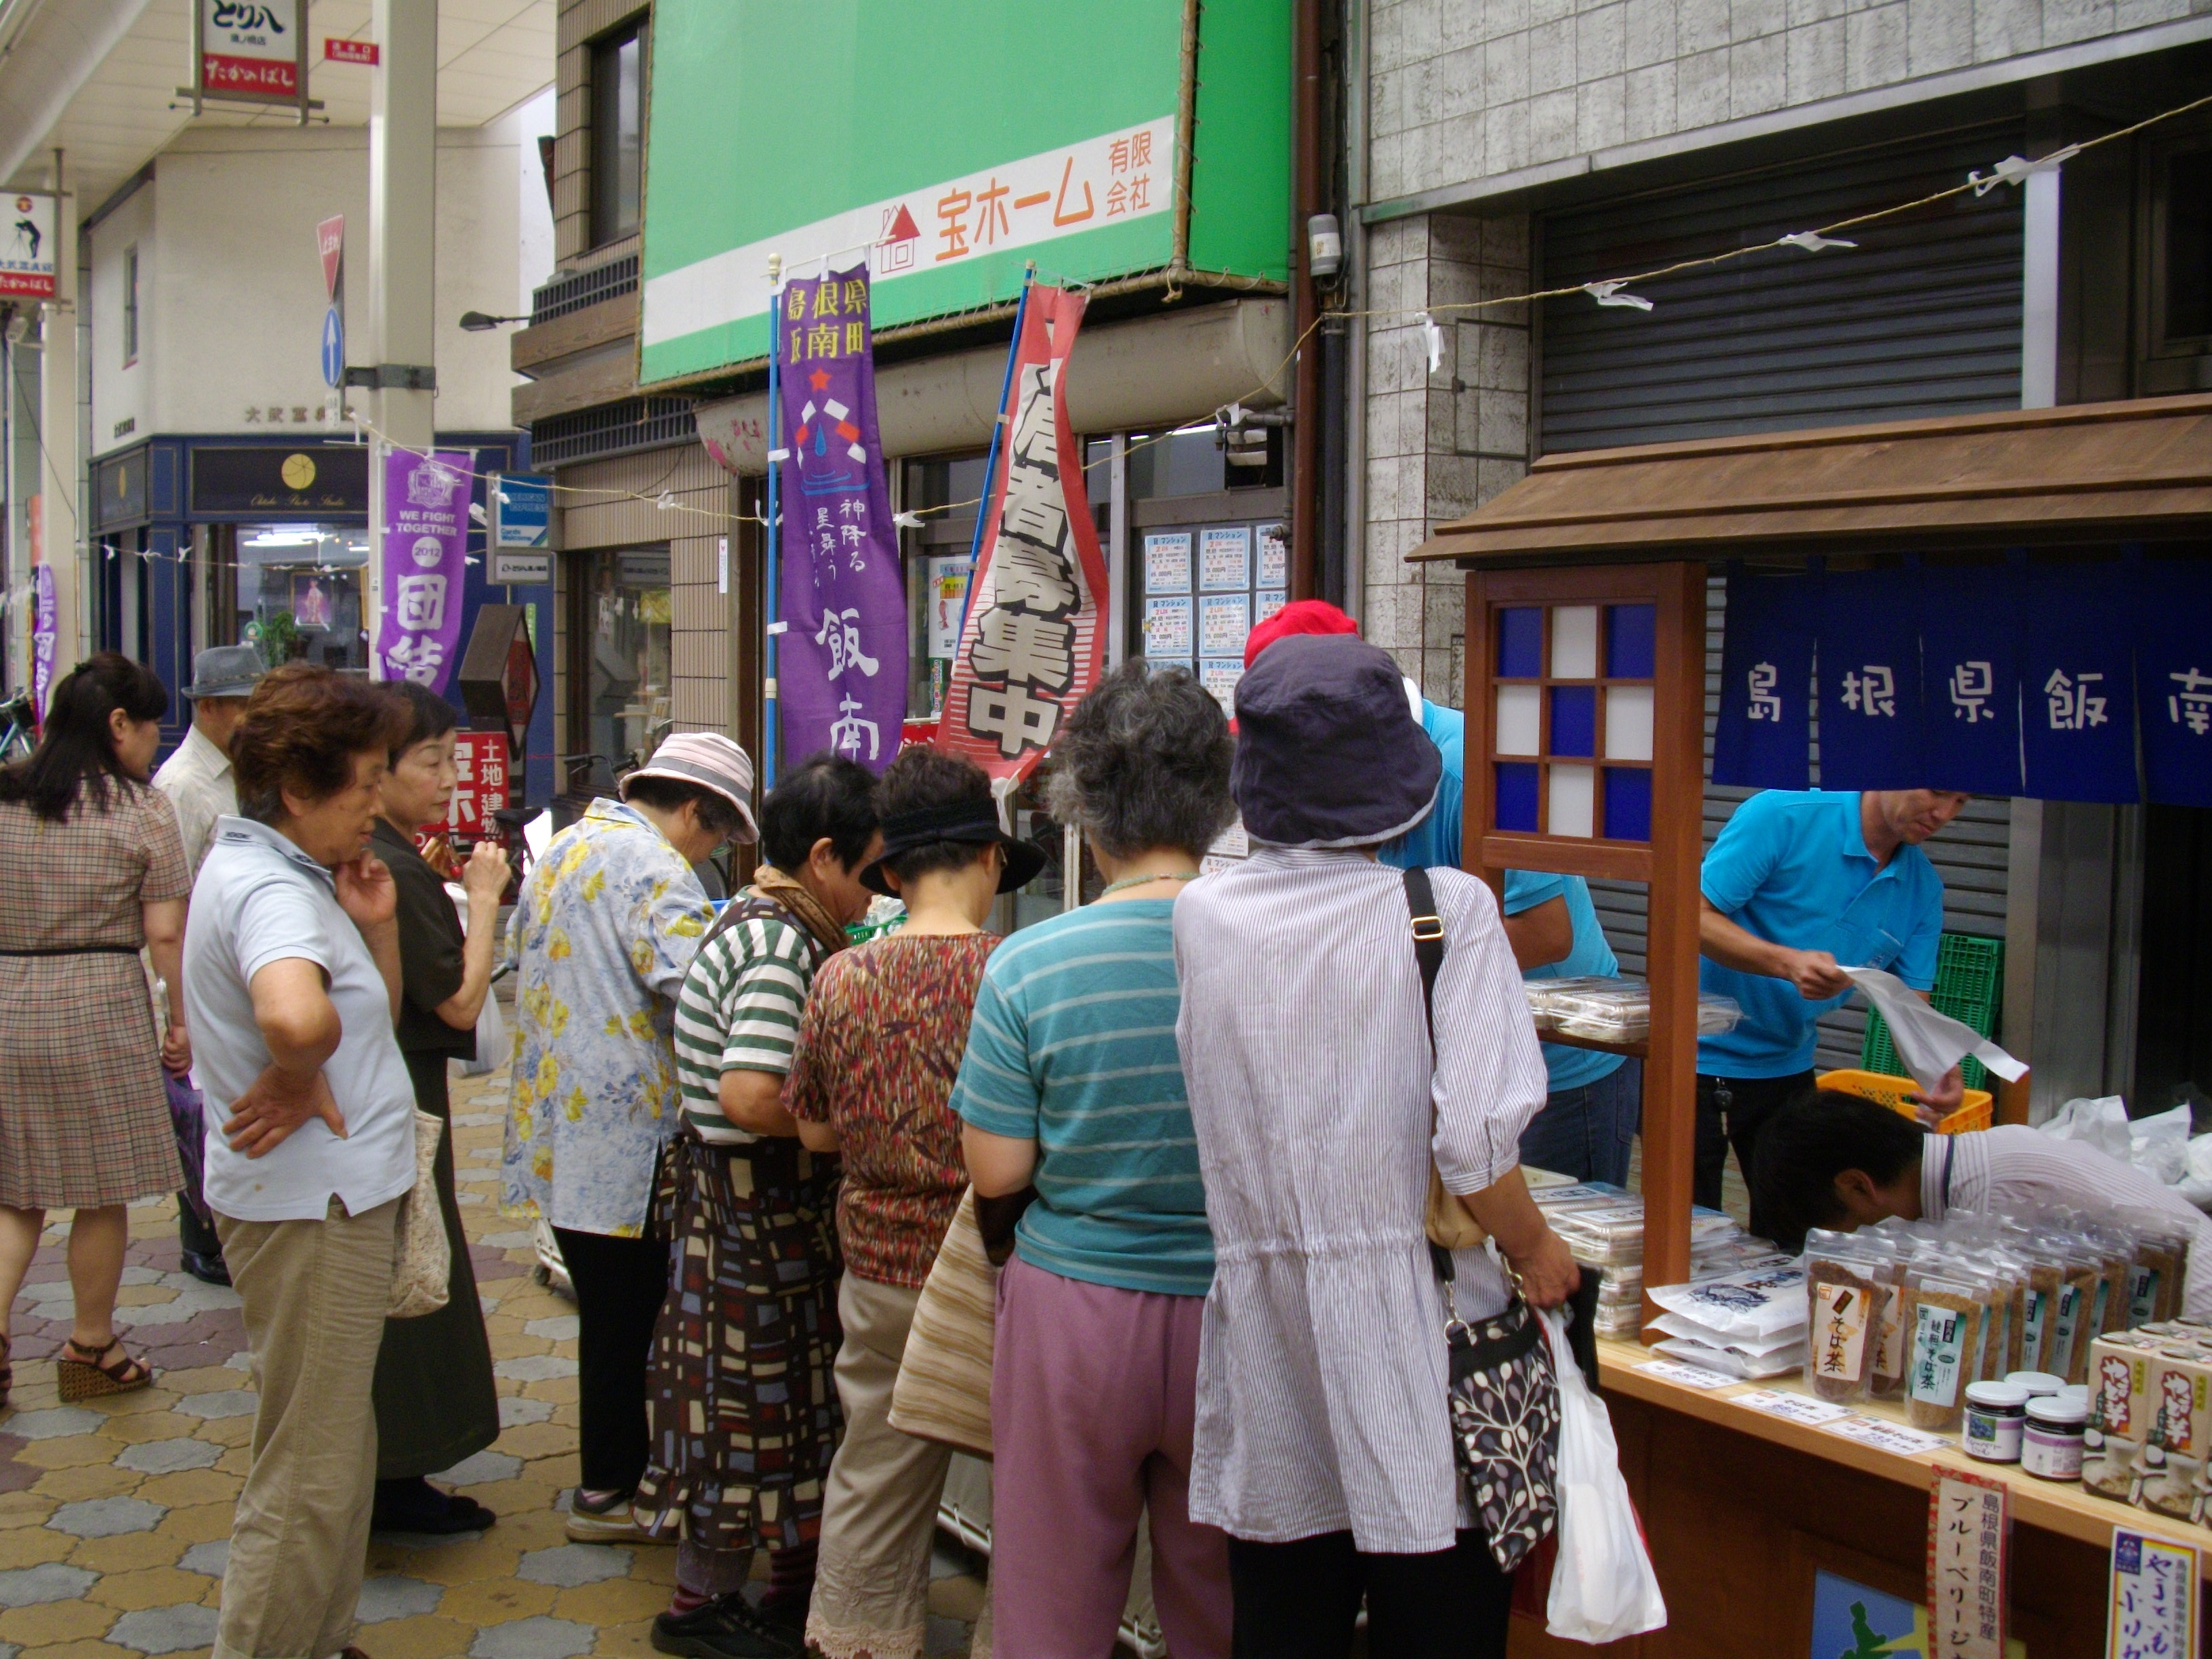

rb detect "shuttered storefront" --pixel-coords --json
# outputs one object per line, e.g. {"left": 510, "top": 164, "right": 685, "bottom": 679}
{"left": 1537, "top": 127, "right": 2025, "bottom": 1069}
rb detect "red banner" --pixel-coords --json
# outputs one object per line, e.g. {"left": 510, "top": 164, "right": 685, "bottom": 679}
{"left": 445, "top": 733, "right": 510, "bottom": 838}
{"left": 204, "top": 52, "right": 296, "bottom": 96}
{"left": 933, "top": 285, "right": 1108, "bottom": 784}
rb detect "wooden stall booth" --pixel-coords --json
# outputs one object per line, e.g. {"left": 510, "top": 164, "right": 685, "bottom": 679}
{"left": 1410, "top": 393, "right": 2212, "bottom": 1657}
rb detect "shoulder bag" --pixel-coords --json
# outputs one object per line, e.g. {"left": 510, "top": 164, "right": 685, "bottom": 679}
{"left": 1402, "top": 865, "right": 1561, "bottom": 1574}
{"left": 888, "top": 1187, "right": 1002, "bottom": 1458}
{"left": 388, "top": 1109, "right": 453, "bottom": 1319}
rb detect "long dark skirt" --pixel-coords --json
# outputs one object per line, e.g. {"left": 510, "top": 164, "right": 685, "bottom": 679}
{"left": 634, "top": 1134, "right": 844, "bottom": 1553}
{"left": 372, "top": 1052, "right": 501, "bottom": 1479}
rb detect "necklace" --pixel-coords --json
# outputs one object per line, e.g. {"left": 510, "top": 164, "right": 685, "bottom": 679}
{"left": 1098, "top": 870, "right": 1203, "bottom": 897}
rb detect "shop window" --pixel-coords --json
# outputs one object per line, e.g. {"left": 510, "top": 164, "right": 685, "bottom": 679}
{"left": 121, "top": 245, "right": 139, "bottom": 367}
{"left": 234, "top": 524, "right": 369, "bottom": 672}
{"left": 590, "top": 18, "right": 646, "bottom": 248}
{"left": 567, "top": 546, "right": 670, "bottom": 793}
{"left": 900, "top": 454, "right": 987, "bottom": 720}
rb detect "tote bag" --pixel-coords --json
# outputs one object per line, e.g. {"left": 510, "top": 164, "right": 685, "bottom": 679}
{"left": 889, "top": 1188, "right": 1000, "bottom": 1458}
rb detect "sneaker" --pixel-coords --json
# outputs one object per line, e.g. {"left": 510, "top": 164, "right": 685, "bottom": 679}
{"left": 651, "top": 1592, "right": 800, "bottom": 1659}
{"left": 565, "top": 1489, "right": 652, "bottom": 1544}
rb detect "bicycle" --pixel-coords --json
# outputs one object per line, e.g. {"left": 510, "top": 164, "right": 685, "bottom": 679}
{"left": 0, "top": 690, "right": 34, "bottom": 762}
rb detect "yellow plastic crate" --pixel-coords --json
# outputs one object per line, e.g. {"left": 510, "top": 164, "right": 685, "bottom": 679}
{"left": 1817, "top": 1068, "right": 1994, "bottom": 1135}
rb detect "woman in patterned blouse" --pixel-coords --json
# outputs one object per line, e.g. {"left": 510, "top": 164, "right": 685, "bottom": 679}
{"left": 499, "top": 733, "right": 756, "bottom": 1544}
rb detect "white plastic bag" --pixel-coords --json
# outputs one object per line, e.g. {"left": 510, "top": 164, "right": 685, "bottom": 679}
{"left": 1540, "top": 1309, "right": 1667, "bottom": 1643}
{"left": 1841, "top": 966, "right": 2026, "bottom": 1093}
{"left": 457, "top": 987, "right": 507, "bottom": 1078}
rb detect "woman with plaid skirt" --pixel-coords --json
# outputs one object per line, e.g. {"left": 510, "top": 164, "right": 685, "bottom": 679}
{"left": 0, "top": 655, "right": 192, "bottom": 1408}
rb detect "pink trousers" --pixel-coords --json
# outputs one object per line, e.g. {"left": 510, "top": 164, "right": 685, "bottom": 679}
{"left": 989, "top": 1254, "right": 1231, "bottom": 1659}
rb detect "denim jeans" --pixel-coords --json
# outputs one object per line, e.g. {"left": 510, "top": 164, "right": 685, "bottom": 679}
{"left": 1516, "top": 1059, "right": 1643, "bottom": 1187}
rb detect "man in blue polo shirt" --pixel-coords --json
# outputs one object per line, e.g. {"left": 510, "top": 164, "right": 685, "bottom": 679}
{"left": 1698, "top": 787, "right": 1968, "bottom": 1237}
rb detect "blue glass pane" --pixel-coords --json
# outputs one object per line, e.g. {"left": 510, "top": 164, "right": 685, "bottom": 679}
{"left": 1606, "top": 603, "right": 1656, "bottom": 679}
{"left": 1549, "top": 685, "right": 1596, "bottom": 757}
{"left": 1603, "top": 767, "right": 1652, "bottom": 842}
{"left": 1498, "top": 607, "right": 1542, "bottom": 678}
{"left": 1496, "top": 762, "right": 1539, "bottom": 832}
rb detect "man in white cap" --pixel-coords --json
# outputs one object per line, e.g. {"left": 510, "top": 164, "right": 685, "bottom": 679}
{"left": 152, "top": 644, "right": 265, "bottom": 1286}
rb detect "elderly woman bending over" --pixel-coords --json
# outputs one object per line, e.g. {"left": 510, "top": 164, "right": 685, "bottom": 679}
{"left": 1172, "top": 635, "right": 1579, "bottom": 1659}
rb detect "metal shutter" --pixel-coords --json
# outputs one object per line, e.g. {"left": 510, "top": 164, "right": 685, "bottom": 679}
{"left": 1537, "top": 122, "right": 2025, "bottom": 454}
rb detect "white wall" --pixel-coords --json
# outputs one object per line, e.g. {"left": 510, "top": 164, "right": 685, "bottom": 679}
{"left": 89, "top": 120, "right": 535, "bottom": 452}
{"left": 510, "top": 85, "right": 558, "bottom": 312}
{"left": 87, "top": 178, "right": 155, "bottom": 456}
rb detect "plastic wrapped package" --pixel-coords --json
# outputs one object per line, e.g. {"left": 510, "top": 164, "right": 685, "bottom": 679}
{"left": 1652, "top": 1336, "right": 1809, "bottom": 1379}
{"left": 1647, "top": 1263, "right": 1806, "bottom": 1343}
{"left": 1804, "top": 1232, "right": 1881, "bottom": 1402}
{"left": 1904, "top": 1265, "right": 1994, "bottom": 1432}
{"left": 2116, "top": 1206, "right": 2195, "bottom": 1328}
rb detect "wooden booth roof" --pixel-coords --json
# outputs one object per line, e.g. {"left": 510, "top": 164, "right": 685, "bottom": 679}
{"left": 1410, "top": 393, "right": 2212, "bottom": 567}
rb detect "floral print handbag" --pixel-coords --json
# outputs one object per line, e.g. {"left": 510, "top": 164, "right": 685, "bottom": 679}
{"left": 1403, "top": 866, "right": 1561, "bottom": 1573}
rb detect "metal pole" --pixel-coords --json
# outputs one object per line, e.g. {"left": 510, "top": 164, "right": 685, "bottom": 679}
{"left": 956, "top": 267, "right": 1034, "bottom": 650}
{"left": 763, "top": 259, "right": 783, "bottom": 787}
{"left": 366, "top": 0, "right": 437, "bottom": 680}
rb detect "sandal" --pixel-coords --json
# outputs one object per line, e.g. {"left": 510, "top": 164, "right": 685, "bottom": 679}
{"left": 56, "top": 1335, "right": 152, "bottom": 1401}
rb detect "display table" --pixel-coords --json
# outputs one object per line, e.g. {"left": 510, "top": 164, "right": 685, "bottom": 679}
{"left": 1504, "top": 1339, "right": 2198, "bottom": 1656}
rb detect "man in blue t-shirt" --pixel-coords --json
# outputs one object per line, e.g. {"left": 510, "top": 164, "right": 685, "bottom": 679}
{"left": 1375, "top": 685, "right": 1641, "bottom": 1183}
{"left": 1696, "top": 787, "right": 1968, "bottom": 1237}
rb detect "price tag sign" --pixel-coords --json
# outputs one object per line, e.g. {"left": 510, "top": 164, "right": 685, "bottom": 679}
{"left": 1928, "top": 1467, "right": 2008, "bottom": 1659}
{"left": 1734, "top": 1388, "right": 1851, "bottom": 1427}
{"left": 1633, "top": 1359, "right": 1736, "bottom": 1391}
{"left": 1825, "top": 1415, "right": 1948, "bottom": 1456}
{"left": 2108, "top": 1528, "right": 2199, "bottom": 1659}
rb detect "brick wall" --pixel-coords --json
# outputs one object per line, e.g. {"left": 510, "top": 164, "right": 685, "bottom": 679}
{"left": 1368, "top": 0, "right": 2207, "bottom": 207}
{"left": 553, "top": 0, "right": 649, "bottom": 264}
{"left": 1363, "top": 214, "right": 1531, "bottom": 707}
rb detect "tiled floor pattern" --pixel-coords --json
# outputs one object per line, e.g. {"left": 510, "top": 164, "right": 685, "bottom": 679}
{"left": 0, "top": 1046, "right": 987, "bottom": 1657}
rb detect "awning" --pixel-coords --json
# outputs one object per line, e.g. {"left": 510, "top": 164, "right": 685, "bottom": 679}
{"left": 1410, "top": 393, "right": 2212, "bottom": 568}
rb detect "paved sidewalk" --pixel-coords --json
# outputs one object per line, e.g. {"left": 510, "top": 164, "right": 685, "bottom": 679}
{"left": 0, "top": 1055, "right": 987, "bottom": 1658}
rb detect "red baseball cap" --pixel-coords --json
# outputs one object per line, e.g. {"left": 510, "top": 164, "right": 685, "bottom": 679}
{"left": 1242, "top": 598, "right": 1359, "bottom": 670}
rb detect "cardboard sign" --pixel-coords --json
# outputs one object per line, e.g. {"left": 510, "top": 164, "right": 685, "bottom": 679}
{"left": 1927, "top": 1467, "right": 2007, "bottom": 1659}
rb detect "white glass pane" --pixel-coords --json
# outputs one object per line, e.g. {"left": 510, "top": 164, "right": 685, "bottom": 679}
{"left": 1551, "top": 605, "right": 1599, "bottom": 679}
{"left": 1605, "top": 684, "right": 1655, "bottom": 761}
{"left": 1494, "top": 683, "right": 1540, "bottom": 756}
{"left": 1549, "top": 764, "right": 1595, "bottom": 837}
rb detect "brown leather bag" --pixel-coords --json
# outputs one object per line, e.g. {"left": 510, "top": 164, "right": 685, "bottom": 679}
{"left": 1406, "top": 867, "right": 1490, "bottom": 1252}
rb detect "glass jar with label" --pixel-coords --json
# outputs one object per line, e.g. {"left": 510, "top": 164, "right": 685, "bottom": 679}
{"left": 1963, "top": 1379, "right": 2027, "bottom": 1462}
{"left": 2022, "top": 1393, "right": 2089, "bottom": 1480}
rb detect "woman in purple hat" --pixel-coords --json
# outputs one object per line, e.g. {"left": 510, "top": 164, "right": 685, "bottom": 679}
{"left": 1172, "top": 633, "right": 1581, "bottom": 1659}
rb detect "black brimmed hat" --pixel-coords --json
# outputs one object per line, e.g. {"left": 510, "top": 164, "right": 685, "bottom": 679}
{"left": 1231, "top": 632, "right": 1441, "bottom": 848}
{"left": 859, "top": 798, "right": 1048, "bottom": 895}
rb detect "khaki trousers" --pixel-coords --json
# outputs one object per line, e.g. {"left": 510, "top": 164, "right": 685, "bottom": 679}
{"left": 807, "top": 1274, "right": 992, "bottom": 1659}
{"left": 213, "top": 1197, "right": 398, "bottom": 1659}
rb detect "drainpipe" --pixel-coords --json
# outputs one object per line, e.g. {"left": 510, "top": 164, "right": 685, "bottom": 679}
{"left": 1290, "top": 0, "right": 1324, "bottom": 601}
{"left": 1340, "top": 0, "right": 1368, "bottom": 628}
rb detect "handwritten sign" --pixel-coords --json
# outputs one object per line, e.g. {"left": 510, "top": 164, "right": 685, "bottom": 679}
{"left": 2108, "top": 1528, "right": 2198, "bottom": 1659}
{"left": 1928, "top": 1467, "right": 2007, "bottom": 1659}
{"left": 1733, "top": 1388, "right": 1851, "bottom": 1427}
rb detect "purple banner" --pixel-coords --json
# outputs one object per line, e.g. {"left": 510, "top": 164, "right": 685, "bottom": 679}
{"left": 774, "top": 265, "right": 906, "bottom": 769}
{"left": 29, "top": 563, "right": 55, "bottom": 724}
{"left": 375, "top": 449, "right": 470, "bottom": 693}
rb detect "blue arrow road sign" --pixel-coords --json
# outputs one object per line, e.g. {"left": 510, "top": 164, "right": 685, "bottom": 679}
{"left": 321, "top": 306, "right": 344, "bottom": 388}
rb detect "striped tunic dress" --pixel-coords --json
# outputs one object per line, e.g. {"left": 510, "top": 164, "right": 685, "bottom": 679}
{"left": 1172, "top": 845, "right": 1549, "bottom": 1554}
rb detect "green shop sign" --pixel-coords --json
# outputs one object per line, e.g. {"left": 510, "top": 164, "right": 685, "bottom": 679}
{"left": 637, "top": 0, "right": 1290, "bottom": 390}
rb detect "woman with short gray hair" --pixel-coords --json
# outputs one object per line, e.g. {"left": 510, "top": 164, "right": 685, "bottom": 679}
{"left": 956, "top": 660, "right": 1237, "bottom": 1658}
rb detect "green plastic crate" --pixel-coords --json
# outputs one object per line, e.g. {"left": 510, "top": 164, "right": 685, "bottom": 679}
{"left": 1860, "top": 933, "right": 2005, "bottom": 1092}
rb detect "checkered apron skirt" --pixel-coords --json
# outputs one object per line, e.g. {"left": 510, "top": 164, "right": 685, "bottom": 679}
{"left": 634, "top": 1133, "right": 845, "bottom": 1551}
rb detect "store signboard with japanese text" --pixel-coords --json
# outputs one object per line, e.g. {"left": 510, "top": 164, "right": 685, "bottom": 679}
{"left": 637, "top": 0, "right": 1289, "bottom": 386}
{"left": 1, "top": 193, "right": 57, "bottom": 300}
{"left": 444, "top": 733, "right": 510, "bottom": 839}
{"left": 374, "top": 450, "right": 471, "bottom": 693}
{"left": 199, "top": 0, "right": 302, "bottom": 102}
{"left": 935, "top": 285, "right": 1111, "bottom": 783}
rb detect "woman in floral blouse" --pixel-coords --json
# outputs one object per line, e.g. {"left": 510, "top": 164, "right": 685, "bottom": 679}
{"left": 501, "top": 733, "right": 756, "bottom": 1544}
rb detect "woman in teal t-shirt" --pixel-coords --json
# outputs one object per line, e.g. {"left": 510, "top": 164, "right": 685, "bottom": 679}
{"left": 956, "top": 661, "right": 1237, "bottom": 1659}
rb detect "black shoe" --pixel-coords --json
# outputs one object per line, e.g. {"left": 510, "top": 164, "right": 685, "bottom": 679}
{"left": 372, "top": 1476, "right": 496, "bottom": 1536}
{"left": 651, "top": 1592, "right": 800, "bottom": 1659}
{"left": 179, "top": 1249, "right": 230, "bottom": 1287}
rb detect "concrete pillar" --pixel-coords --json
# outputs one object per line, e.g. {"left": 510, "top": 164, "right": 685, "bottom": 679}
{"left": 38, "top": 162, "right": 80, "bottom": 682}
{"left": 365, "top": 0, "right": 438, "bottom": 678}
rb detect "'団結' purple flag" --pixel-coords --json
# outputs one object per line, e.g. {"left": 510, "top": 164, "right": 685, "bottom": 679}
{"left": 375, "top": 449, "right": 472, "bottom": 694}
{"left": 774, "top": 265, "right": 906, "bottom": 771}
{"left": 29, "top": 563, "right": 56, "bottom": 724}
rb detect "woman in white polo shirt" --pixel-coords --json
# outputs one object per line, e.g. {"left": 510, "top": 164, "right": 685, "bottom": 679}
{"left": 182, "top": 663, "right": 416, "bottom": 1659}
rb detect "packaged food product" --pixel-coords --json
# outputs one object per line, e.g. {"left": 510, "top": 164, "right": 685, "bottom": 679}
{"left": 1651, "top": 1336, "right": 1808, "bottom": 1380}
{"left": 2116, "top": 1207, "right": 2195, "bottom": 1328}
{"left": 2045, "top": 1240, "right": 2106, "bottom": 1387}
{"left": 1804, "top": 1233, "right": 1877, "bottom": 1402}
{"left": 2084, "top": 1334, "right": 2156, "bottom": 1500}
{"left": 1904, "top": 1270, "right": 1986, "bottom": 1432}
{"left": 2141, "top": 1345, "right": 2212, "bottom": 1523}
{"left": 1865, "top": 1248, "right": 1912, "bottom": 1402}
{"left": 1647, "top": 1263, "right": 1806, "bottom": 1343}
{"left": 2017, "top": 1250, "right": 2068, "bottom": 1376}
{"left": 1650, "top": 1311, "right": 1807, "bottom": 1359}
{"left": 2022, "top": 1394, "right": 2088, "bottom": 1481}
{"left": 1963, "top": 1379, "right": 2028, "bottom": 1463}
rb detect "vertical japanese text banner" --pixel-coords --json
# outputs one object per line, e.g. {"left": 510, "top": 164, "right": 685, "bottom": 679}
{"left": 1818, "top": 566, "right": 1927, "bottom": 791}
{"left": 1713, "top": 569, "right": 1816, "bottom": 790}
{"left": 2138, "top": 558, "right": 2212, "bottom": 809}
{"left": 935, "top": 285, "right": 1110, "bottom": 785}
{"left": 2024, "top": 560, "right": 2137, "bottom": 804}
{"left": 375, "top": 450, "right": 472, "bottom": 694}
{"left": 773, "top": 265, "right": 907, "bottom": 770}
{"left": 29, "top": 562, "right": 56, "bottom": 724}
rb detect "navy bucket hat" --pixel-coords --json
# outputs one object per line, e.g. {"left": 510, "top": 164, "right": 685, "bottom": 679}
{"left": 1231, "top": 633, "right": 1442, "bottom": 848}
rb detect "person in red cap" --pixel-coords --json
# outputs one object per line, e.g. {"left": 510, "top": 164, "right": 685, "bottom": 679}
{"left": 1242, "top": 603, "right": 1642, "bottom": 1185}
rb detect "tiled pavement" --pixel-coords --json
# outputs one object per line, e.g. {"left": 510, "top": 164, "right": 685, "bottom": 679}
{"left": 0, "top": 1050, "right": 989, "bottom": 1658}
